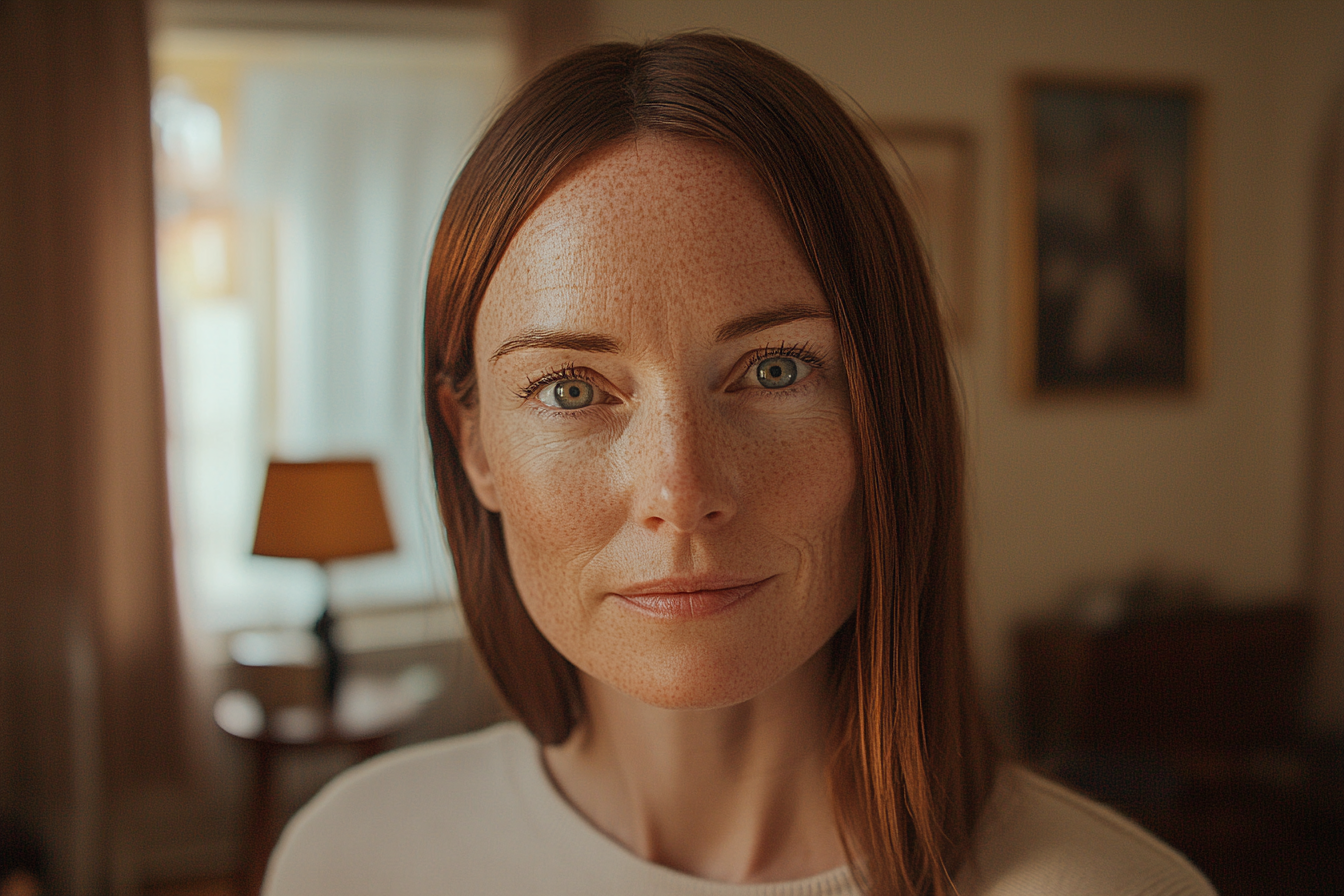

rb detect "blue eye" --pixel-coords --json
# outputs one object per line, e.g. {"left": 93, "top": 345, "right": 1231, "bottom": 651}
{"left": 755, "top": 356, "right": 799, "bottom": 389}
{"left": 539, "top": 379, "right": 595, "bottom": 409}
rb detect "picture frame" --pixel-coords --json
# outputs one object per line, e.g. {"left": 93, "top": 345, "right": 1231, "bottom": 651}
{"left": 1012, "top": 76, "right": 1207, "bottom": 396}
{"left": 868, "top": 123, "right": 976, "bottom": 340}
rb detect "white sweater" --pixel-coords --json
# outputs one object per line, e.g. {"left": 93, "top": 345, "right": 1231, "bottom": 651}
{"left": 263, "top": 722, "right": 1216, "bottom": 896}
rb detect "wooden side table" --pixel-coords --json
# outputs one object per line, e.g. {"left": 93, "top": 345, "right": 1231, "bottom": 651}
{"left": 214, "top": 676, "right": 421, "bottom": 896}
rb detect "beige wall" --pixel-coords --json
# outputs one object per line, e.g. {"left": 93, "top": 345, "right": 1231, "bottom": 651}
{"left": 591, "top": 0, "right": 1344, "bottom": 722}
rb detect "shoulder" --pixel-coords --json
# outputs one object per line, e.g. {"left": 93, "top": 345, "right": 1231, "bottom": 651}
{"left": 262, "top": 721, "right": 537, "bottom": 896}
{"left": 960, "top": 765, "right": 1217, "bottom": 896}
{"left": 277, "top": 719, "right": 531, "bottom": 826}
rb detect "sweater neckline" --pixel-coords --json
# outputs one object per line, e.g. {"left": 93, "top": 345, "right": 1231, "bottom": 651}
{"left": 495, "top": 723, "right": 860, "bottom": 896}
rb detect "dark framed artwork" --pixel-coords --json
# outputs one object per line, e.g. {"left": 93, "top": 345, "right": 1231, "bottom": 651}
{"left": 1012, "top": 77, "right": 1206, "bottom": 396}
{"left": 868, "top": 123, "right": 976, "bottom": 340}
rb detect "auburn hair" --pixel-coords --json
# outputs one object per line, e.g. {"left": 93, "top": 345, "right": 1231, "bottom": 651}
{"left": 424, "top": 33, "right": 996, "bottom": 896}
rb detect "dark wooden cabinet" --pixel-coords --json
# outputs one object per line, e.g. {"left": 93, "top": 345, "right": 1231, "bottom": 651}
{"left": 1016, "top": 602, "right": 1343, "bottom": 895}
{"left": 1017, "top": 603, "right": 1313, "bottom": 757}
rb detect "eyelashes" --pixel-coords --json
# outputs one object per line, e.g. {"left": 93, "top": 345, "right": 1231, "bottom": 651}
{"left": 513, "top": 363, "right": 587, "bottom": 401}
{"left": 515, "top": 342, "right": 828, "bottom": 407}
{"left": 740, "top": 341, "right": 824, "bottom": 373}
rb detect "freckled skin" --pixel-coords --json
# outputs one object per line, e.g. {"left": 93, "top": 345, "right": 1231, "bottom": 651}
{"left": 458, "top": 136, "right": 864, "bottom": 711}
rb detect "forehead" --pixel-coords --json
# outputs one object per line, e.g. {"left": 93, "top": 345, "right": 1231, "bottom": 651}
{"left": 475, "top": 136, "right": 825, "bottom": 345}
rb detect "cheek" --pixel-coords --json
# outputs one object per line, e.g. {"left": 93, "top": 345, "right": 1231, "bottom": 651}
{"left": 746, "top": 410, "right": 865, "bottom": 635}
{"left": 745, "top": 409, "right": 860, "bottom": 546}
{"left": 484, "top": 423, "right": 621, "bottom": 600}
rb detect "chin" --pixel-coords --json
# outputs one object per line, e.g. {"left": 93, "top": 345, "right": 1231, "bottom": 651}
{"left": 578, "top": 642, "right": 819, "bottom": 711}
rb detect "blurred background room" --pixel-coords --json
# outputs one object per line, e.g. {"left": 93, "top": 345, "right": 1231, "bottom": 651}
{"left": 3, "top": 1, "right": 1344, "bottom": 894}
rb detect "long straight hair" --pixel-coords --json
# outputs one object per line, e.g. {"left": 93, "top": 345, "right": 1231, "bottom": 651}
{"left": 424, "top": 33, "right": 995, "bottom": 896}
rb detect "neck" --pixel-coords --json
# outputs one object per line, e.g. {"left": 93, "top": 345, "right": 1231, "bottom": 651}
{"left": 542, "top": 647, "right": 847, "bottom": 884}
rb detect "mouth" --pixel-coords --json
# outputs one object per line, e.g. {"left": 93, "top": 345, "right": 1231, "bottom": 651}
{"left": 613, "top": 576, "right": 772, "bottom": 619}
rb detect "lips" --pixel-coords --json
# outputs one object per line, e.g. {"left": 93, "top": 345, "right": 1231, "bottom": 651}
{"left": 613, "top": 576, "right": 770, "bottom": 619}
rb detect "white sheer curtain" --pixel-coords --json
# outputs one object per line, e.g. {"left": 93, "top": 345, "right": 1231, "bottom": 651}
{"left": 160, "top": 37, "right": 506, "bottom": 631}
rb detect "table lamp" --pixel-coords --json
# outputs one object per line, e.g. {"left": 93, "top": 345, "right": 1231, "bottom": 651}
{"left": 251, "top": 459, "right": 395, "bottom": 705}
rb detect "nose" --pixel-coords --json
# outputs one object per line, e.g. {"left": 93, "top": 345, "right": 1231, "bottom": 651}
{"left": 628, "top": 394, "right": 737, "bottom": 533}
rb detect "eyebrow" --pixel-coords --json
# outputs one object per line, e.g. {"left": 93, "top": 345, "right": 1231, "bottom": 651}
{"left": 487, "top": 302, "right": 832, "bottom": 364}
{"left": 489, "top": 330, "right": 621, "bottom": 363}
{"left": 712, "top": 303, "right": 833, "bottom": 342}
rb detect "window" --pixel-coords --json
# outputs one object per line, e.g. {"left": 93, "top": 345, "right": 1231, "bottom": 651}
{"left": 151, "top": 7, "right": 512, "bottom": 633}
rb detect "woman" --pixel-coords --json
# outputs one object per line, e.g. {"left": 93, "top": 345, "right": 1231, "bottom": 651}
{"left": 264, "top": 34, "right": 1214, "bottom": 896}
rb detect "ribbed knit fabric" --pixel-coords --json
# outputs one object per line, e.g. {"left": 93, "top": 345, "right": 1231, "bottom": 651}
{"left": 262, "top": 722, "right": 1215, "bottom": 896}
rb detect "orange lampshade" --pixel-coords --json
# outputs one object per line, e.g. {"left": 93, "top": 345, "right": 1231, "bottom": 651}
{"left": 252, "top": 459, "right": 395, "bottom": 562}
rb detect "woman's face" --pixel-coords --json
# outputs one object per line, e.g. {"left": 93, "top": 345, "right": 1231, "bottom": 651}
{"left": 456, "top": 136, "right": 863, "bottom": 710}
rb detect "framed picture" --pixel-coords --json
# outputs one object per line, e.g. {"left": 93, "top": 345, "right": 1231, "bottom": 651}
{"left": 869, "top": 123, "right": 975, "bottom": 340}
{"left": 1012, "top": 77, "right": 1207, "bottom": 395}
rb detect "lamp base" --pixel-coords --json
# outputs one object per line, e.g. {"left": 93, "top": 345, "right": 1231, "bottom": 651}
{"left": 312, "top": 606, "right": 342, "bottom": 707}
